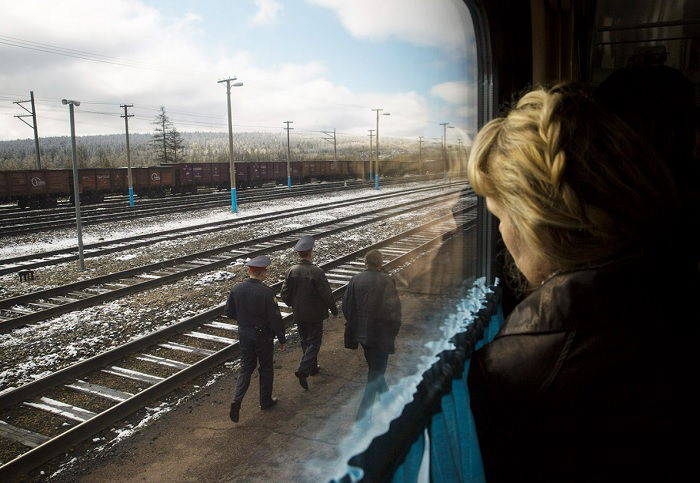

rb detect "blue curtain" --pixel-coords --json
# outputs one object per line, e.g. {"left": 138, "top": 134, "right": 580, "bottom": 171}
{"left": 337, "top": 287, "right": 503, "bottom": 483}
{"left": 389, "top": 306, "right": 504, "bottom": 483}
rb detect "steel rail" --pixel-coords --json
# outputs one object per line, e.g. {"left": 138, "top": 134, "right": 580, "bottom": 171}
{"left": 0, "top": 184, "right": 353, "bottom": 234}
{"left": 0, "top": 187, "right": 470, "bottom": 332}
{"left": 0, "top": 183, "right": 466, "bottom": 275}
{"left": 0, "top": 174, "right": 404, "bottom": 219}
{"left": 0, "top": 179, "right": 370, "bottom": 224}
{"left": 0, "top": 176, "right": 447, "bottom": 236}
{"left": 0, "top": 206, "right": 476, "bottom": 479}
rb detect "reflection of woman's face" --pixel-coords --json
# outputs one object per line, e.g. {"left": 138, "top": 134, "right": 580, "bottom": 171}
{"left": 486, "top": 197, "right": 549, "bottom": 285}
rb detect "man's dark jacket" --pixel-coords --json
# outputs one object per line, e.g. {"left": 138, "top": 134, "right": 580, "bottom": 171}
{"left": 468, "top": 256, "right": 699, "bottom": 482}
{"left": 280, "top": 259, "right": 337, "bottom": 322}
{"left": 225, "top": 278, "right": 286, "bottom": 344}
{"left": 342, "top": 268, "right": 402, "bottom": 353}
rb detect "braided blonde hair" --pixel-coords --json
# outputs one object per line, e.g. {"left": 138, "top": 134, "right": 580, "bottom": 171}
{"left": 468, "top": 84, "right": 678, "bottom": 273}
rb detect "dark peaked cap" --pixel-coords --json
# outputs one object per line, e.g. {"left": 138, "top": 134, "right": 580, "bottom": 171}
{"left": 245, "top": 255, "right": 272, "bottom": 267}
{"left": 293, "top": 235, "right": 315, "bottom": 252}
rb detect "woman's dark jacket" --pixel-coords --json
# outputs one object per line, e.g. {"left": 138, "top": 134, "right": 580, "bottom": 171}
{"left": 468, "top": 256, "right": 699, "bottom": 482}
{"left": 342, "top": 268, "right": 402, "bottom": 353}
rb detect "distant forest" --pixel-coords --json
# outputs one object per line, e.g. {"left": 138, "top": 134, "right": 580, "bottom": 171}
{"left": 0, "top": 131, "right": 444, "bottom": 170}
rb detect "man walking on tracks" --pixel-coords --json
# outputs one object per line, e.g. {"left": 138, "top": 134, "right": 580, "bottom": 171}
{"left": 225, "top": 255, "right": 286, "bottom": 423}
{"left": 280, "top": 235, "right": 338, "bottom": 390}
{"left": 342, "top": 249, "right": 402, "bottom": 420}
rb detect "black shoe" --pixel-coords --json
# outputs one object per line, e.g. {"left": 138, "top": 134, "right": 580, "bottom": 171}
{"left": 295, "top": 371, "right": 309, "bottom": 390}
{"left": 261, "top": 397, "right": 278, "bottom": 410}
{"left": 309, "top": 366, "right": 320, "bottom": 376}
{"left": 229, "top": 402, "right": 241, "bottom": 423}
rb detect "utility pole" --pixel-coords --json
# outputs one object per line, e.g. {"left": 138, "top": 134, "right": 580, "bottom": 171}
{"left": 13, "top": 91, "right": 41, "bottom": 169}
{"left": 162, "top": 115, "right": 167, "bottom": 163}
{"left": 440, "top": 122, "right": 449, "bottom": 176}
{"left": 218, "top": 77, "right": 243, "bottom": 213}
{"left": 120, "top": 104, "right": 134, "bottom": 207}
{"left": 284, "top": 121, "right": 294, "bottom": 187}
{"left": 368, "top": 129, "right": 375, "bottom": 182}
{"left": 321, "top": 128, "right": 337, "bottom": 162}
{"left": 372, "top": 108, "right": 382, "bottom": 190}
{"left": 455, "top": 138, "right": 464, "bottom": 188}
{"left": 371, "top": 108, "right": 390, "bottom": 190}
{"left": 62, "top": 99, "right": 85, "bottom": 271}
{"left": 418, "top": 136, "right": 424, "bottom": 175}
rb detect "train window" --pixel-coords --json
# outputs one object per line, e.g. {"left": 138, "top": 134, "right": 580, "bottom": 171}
{"left": 0, "top": 1, "right": 487, "bottom": 480}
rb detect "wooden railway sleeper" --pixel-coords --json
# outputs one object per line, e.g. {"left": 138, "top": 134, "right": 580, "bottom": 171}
{"left": 65, "top": 381, "right": 134, "bottom": 402}
{"left": 48, "top": 296, "right": 78, "bottom": 304}
{"left": 176, "top": 263, "right": 205, "bottom": 269}
{"left": 27, "top": 302, "right": 59, "bottom": 310}
{"left": 6, "top": 307, "right": 34, "bottom": 315}
{"left": 101, "top": 366, "right": 164, "bottom": 385}
{"left": 203, "top": 321, "right": 238, "bottom": 332}
{"left": 136, "top": 354, "right": 191, "bottom": 371}
{"left": 82, "top": 287, "right": 111, "bottom": 295}
{"left": 23, "top": 397, "right": 97, "bottom": 423}
{"left": 102, "top": 283, "right": 131, "bottom": 289}
{"left": 0, "top": 420, "right": 50, "bottom": 448}
{"left": 149, "top": 268, "right": 180, "bottom": 275}
{"left": 183, "top": 331, "right": 236, "bottom": 346}
{"left": 147, "top": 271, "right": 175, "bottom": 278}
{"left": 158, "top": 342, "right": 216, "bottom": 357}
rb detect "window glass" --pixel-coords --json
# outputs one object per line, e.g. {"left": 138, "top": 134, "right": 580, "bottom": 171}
{"left": 0, "top": 1, "right": 479, "bottom": 479}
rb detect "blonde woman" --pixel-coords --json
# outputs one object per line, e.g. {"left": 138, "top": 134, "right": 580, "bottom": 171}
{"left": 466, "top": 84, "right": 698, "bottom": 482}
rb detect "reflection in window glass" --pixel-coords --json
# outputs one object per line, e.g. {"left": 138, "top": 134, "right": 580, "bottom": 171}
{"left": 0, "top": 0, "right": 478, "bottom": 480}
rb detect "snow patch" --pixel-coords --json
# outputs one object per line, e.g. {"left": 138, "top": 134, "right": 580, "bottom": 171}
{"left": 194, "top": 271, "right": 236, "bottom": 286}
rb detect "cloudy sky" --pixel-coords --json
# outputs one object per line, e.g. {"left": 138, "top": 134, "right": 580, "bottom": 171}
{"left": 0, "top": 0, "right": 476, "bottom": 144}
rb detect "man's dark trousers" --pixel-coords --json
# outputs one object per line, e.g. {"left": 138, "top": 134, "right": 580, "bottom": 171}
{"left": 297, "top": 319, "right": 323, "bottom": 375}
{"left": 357, "top": 343, "right": 389, "bottom": 419}
{"left": 232, "top": 329, "right": 274, "bottom": 406}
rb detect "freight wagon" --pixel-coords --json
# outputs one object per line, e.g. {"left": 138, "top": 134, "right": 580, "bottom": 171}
{"left": 131, "top": 167, "right": 174, "bottom": 198}
{"left": 163, "top": 162, "right": 229, "bottom": 194}
{"left": 0, "top": 169, "right": 72, "bottom": 208}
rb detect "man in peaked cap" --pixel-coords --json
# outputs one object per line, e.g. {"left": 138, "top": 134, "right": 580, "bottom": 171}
{"left": 280, "top": 235, "right": 338, "bottom": 390}
{"left": 225, "top": 255, "right": 286, "bottom": 423}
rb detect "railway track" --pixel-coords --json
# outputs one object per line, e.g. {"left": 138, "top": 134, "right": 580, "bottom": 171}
{"left": 0, "top": 176, "right": 446, "bottom": 237}
{"left": 0, "top": 204, "right": 476, "bottom": 478}
{"left": 0, "top": 186, "right": 470, "bottom": 333}
{"left": 0, "top": 183, "right": 466, "bottom": 276}
{"left": 0, "top": 178, "right": 368, "bottom": 223}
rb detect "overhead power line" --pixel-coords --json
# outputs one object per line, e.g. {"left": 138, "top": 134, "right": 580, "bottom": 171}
{"left": 0, "top": 35, "right": 191, "bottom": 75}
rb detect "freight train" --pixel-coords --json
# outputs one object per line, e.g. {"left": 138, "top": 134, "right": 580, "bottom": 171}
{"left": 0, "top": 159, "right": 432, "bottom": 208}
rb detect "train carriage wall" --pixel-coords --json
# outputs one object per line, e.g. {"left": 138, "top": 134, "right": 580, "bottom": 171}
{"left": 191, "top": 163, "right": 212, "bottom": 185}
{"left": 236, "top": 162, "right": 250, "bottom": 187}
{"left": 210, "top": 163, "right": 229, "bottom": 188}
{"left": 77, "top": 169, "right": 128, "bottom": 202}
{"left": 132, "top": 167, "right": 174, "bottom": 197}
{"left": 0, "top": 170, "right": 72, "bottom": 198}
